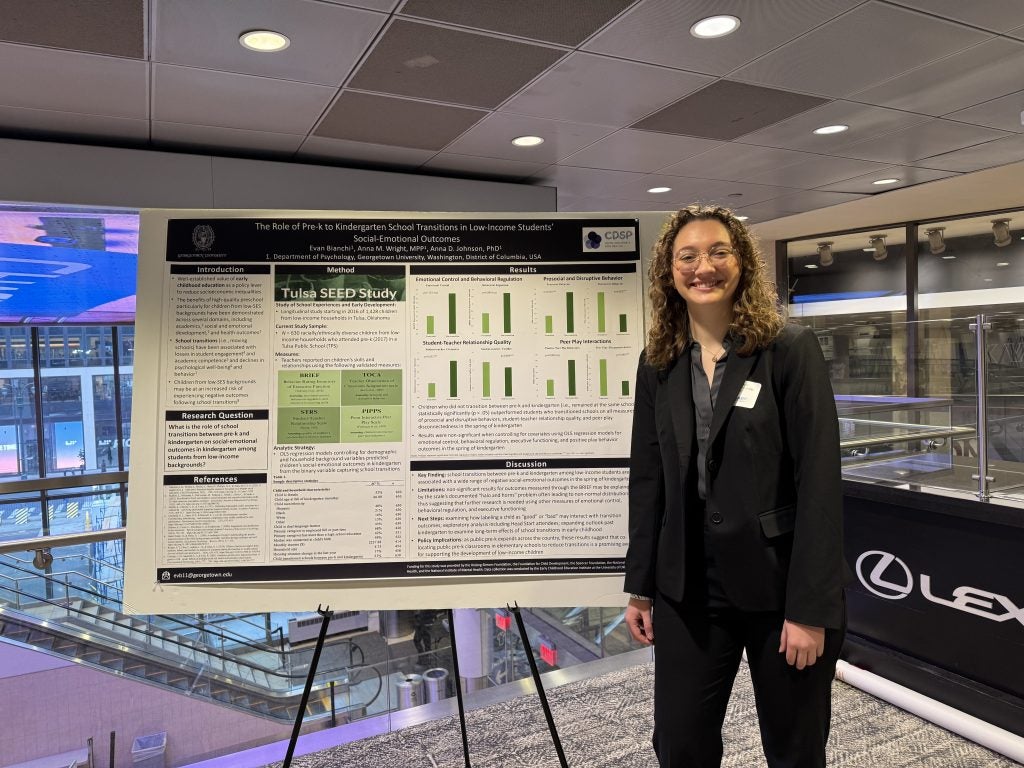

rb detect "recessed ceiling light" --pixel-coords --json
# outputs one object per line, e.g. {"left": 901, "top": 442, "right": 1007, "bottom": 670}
{"left": 239, "top": 30, "right": 290, "bottom": 52}
{"left": 647, "top": 186, "right": 672, "bottom": 194}
{"left": 984, "top": 278, "right": 994, "bottom": 282}
{"left": 873, "top": 178, "right": 900, "bottom": 186}
{"left": 941, "top": 255, "right": 956, "bottom": 260}
{"left": 690, "top": 15, "right": 741, "bottom": 38}
{"left": 736, "top": 216, "right": 749, "bottom": 221}
{"left": 997, "top": 262, "right": 1010, "bottom": 267}
{"left": 862, "top": 248, "right": 874, "bottom": 252}
{"left": 813, "top": 124, "right": 849, "bottom": 135}
{"left": 511, "top": 135, "right": 544, "bottom": 147}
{"left": 806, "top": 264, "right": 819, "bottom": 269}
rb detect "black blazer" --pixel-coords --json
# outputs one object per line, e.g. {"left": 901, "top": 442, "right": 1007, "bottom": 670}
{"left": 624, "top": 323, "right": 846, "bottom": 629}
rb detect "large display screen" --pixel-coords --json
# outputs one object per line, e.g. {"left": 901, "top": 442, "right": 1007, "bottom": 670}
{"left": 0, "top": 207, "right": 138, "bottom": 324}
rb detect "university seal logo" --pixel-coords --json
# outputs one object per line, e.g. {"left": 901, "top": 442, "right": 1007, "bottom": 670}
{"left": 192, "top": 224, "right": 215, "bottom": 252}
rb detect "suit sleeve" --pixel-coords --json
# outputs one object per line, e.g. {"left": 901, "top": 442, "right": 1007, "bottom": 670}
{"left": 624, "top": 354, "right": 664, "bottom": 598}
{"left": 779, "top": 326, "right": 846, "bottom": 628}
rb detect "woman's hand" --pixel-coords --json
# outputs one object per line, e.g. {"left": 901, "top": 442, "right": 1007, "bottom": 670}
{"left": 779, "top": 619, "right": 825, "bottom": 669}
{"left": 626, "top": 597, "right": 654, "bottom": 645}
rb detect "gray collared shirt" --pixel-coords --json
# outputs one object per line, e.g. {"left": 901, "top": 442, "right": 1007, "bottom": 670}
{"left": 689, "top": 338, "right": 730, "bottom": 500}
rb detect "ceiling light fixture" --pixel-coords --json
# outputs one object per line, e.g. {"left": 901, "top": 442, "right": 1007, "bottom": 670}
{"left": 690, "top": 15, "right": 741, "bottom": 38}
{"left": 872, "top": 178, "right": 900, "bottom": 186}
{"left": 816, "top": 241, "right": 834, "bottom": 267}
{"left": 942, "top": 255, "right": 956, "bottom": 260}
{"left": 869, "top": 234, "right": 887, "bottom": 261}
{"left": 806, "top": 264, "right": 818, "bottom": 269}
{"left": 647, "top": 186, "right": 671, "bottom": 193}
{"left": 992, "top": 218, "right": 1013, "bottom": 247}
{"left": 239, "top": 30, "right": 290, "bottom": 52}
{"left": 925, "top": 227, "right": 945, "bottom": 255}
{"left": 997, "top": 261, "right": 1010, "bottom": 267}
{"left": 813, "top": 124, "right": 849, "bottom": 135}
{"left": 511, "top": 135, "right": 544, "bottom": 147}
{"left": 735, "top": 215, "right": 749, "bottom": 221}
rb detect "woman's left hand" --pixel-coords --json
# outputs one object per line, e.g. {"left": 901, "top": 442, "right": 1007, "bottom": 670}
{"left": 779, "top": 620, "right": 825, "bottom": 670}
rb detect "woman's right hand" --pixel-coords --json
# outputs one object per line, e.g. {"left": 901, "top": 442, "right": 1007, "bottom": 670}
{"left": 626, "top": 597, "right": 654, "bottom": 645}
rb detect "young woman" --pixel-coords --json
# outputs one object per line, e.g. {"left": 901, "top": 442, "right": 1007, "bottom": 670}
{"left": 624, "top": 205, "right": 847, "bottom": 768}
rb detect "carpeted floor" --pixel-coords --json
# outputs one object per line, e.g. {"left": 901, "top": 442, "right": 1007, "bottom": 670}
{"left": 269, "top": 660, "right": 1020, "bottom": 767}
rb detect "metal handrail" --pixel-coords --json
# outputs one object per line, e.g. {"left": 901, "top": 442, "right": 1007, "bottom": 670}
{"left": 0, "top": 527, "right": 127, "bottom": 556}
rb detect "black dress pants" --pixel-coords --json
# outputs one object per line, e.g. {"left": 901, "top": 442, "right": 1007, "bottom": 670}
{"left": 652, "top": 592, "right": 845, "bottom": 768}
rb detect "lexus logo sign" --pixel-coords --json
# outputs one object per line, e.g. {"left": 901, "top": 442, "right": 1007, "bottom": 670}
{"left": 855, "top": 549, "right": 1024, "bottom": 627}
{"left": 856, "top": 550, "right": 913, "bottom": 599}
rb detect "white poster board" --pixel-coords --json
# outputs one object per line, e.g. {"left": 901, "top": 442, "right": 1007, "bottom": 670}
{"left": 125, "top": 210, "right": 646, "bottom": 613}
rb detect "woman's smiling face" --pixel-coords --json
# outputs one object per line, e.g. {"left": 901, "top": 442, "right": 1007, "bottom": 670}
{"left": 671, "top": 218, "right": 741, "bottom": 311}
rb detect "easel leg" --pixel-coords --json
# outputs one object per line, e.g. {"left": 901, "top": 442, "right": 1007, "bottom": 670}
{"left": 447, "top": 608, "right": 473, "bottom": 768}
{"left": 283, "top": 605, "right": 333, "bottom": 768}
{"left": 510, "top": 603, "right": 569, "bottom": 768}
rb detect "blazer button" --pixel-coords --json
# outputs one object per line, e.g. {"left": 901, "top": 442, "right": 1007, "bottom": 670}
{"left": 707, "top": 458, "right": 718, "bottom": 473}
{"left": 710, "top": 513, "right": 723, "bottom": 525}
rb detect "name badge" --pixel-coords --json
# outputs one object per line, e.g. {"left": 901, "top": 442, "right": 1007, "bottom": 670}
{"left": 735, "top": 381, "right": 761, "bottom": 409}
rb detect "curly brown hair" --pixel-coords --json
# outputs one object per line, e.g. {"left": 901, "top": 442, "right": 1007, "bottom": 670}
{"left": 645, "top": 204, "right": 785, "bottom": 370}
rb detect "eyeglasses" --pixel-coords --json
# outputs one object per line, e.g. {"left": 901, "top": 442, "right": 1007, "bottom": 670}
{"left": 672, "top": 245, "right": 736, "bottom": 269}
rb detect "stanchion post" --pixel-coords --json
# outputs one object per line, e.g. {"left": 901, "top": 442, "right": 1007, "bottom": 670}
{"left": 283, "top": 605, "right": 334, "bottom": 768}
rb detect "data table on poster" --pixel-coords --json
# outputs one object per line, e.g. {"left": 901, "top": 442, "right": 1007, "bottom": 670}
{"left": 138, "top": 216, "right": 643, "bottom": 584}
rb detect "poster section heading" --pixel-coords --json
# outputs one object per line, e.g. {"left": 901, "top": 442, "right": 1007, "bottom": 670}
{"left": 167, "top": 218, "right": 640, "bottom": 263}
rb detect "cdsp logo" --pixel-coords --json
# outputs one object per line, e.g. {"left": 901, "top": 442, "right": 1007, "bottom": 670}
{"left": 855, "top": 549, "right": 1024, "bottom": 627}
{"left": 581, "top": 227, "right": 636, "bottom": 253}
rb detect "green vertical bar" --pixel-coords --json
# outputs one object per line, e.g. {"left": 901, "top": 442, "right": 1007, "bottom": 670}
{"left": 482, "top": 362, "right": 491, "bottom": 398}
{"left": 546, "top": 379, "right": 554, "bottom": 397}
{"left": 566, "top": 292, "right": 574, "bottom": 334}
{"left": 619, "top": 313, "right": 627, "bottom": 333}
{"left": 449, "top": 360, "right": 457, "bottom": 397}
{"left": 597, "top": 293, "right": 606, "bottom": 333}
{"left": 428, "top": 383, "right": 436, "bottom": 398}
{"left": 622, "top": 381, "right": 630, "bottom": 396}
{"left": 504, "top": 367, "right": 512, "bottom": 397}
{"left": 448, "top": 294, "right": 456, "bottom": 334}
{"left": 503, "top": 293, "right": 511, "bottom": 334}
{"left": 426, "top": 316, "right": 435, "bottom": 335}
{"left": 599, "top": 359, "right": 608, "bottom": 397}
{"left": 482, "top": 313, "right": 490, "bottom": 334}
{"left": 545, "top": 316, "right": 553, "bottom": 334}
{"left": 568, "top": 359, "right": 576, "bottom": 396}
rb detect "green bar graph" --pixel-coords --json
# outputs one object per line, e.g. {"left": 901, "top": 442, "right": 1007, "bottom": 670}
{"left": 482, "top": 313, "right": 490, "bottom": 334}
{"left": 448, "top": 294, "right": 457, "bottom": 334}
{"left": 426, "top": 316, "right": 435, "bottom": 335}
{"left": 568, "top": 359, "right": 577, "bottom": 397}
{"left": 545, "top": 316, "right": 553, "bottom": 334}
{"left": 428, "top": 383, "right": 436, "bottom": 398}
{"left": 597, "top": 292, "right": 606, "bottom": 333}
{"left": 546, "top": 379, "right": 555, "bottom": 397}
{"left": 482, "top": 362, "right": 491, "bottom": 398}
{"left": 503, "top": 293, "right": 512, "bottom": 334}
{"left": 504, "top": 367, "right": 512, "bottom": 397}
{"left": 566, "top": 292, "right": 575, "bottom": 334}
{"left": 449, "top": 360, "right": 458, "bottom": 398}
{"left": 622, "top": 381, "right": 630, "bottom": 396}
{"left": 599, "top": 359, "right": 608, "bottom": 397}
{"left": 619, "top": 313, "right": 628, "bottom": 333}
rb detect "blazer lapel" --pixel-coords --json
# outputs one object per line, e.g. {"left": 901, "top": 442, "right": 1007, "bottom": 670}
{"left": 665, "top": 356, "right": 695, "bottom": 464}
{"left": 708, "top": 350, "right": 758, "bottom": 445}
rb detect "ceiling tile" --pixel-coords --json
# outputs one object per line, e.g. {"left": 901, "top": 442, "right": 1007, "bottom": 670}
{"left": 913, "top": 133, "right": 1024, "bottom": 173}
{"left": 0, "top": 105, "right": 150, "bottom": 143}
{"left": 399, "top": 0, "right": 637, "bottom": 46}
{"left": 348, "top": 19, "right": 564, "bottom": 108}
{"left": 152, "top": 122, "right": 305, "bottom": 156}
{"left": 814, "top": 165, "right": 960, "bottom": 193}
{"left": 0, "top": 0, "right": 143, "bottom": 57}
{"left": 557, "top": 195, "right": 672, "bottom": 212}
{"left": 744, "top": 156, "right": 891, "bottom": 188}
{"left": 887, "top": 0, "right": 1024, "bottom": 33}
{"left": 584, "top": 0, "right": 863, "bottom": 76}
{"left": 849, "top": 38, "right": 1024, "bottom": 117}
{"left": 326, "top": 0, "right": 400, "bottom": 10}
{"left": 500, "top": 53, "right": 713, "bottom": 127}
{"left": 153, "top": 0, "right": 387, "bottom": 86}
{"left": 832, "top": 119, "right": 1010, "bottom": 163}
{"left": 153, "top": 65, "right": 337, "bottom": 134}
{"left": 316, "top": 91, "right": 486, "bottom": 150}
{"left": 737, "top": 101, "right": 930, "bottom": 153}
{"left": 296, "top": 136, "right": 436, "bottom": 169}
{"left": 611, "top": 175, "right": 793, "bottom": 207}
{"left": 422, "top": 153, "right": 548, "bottom": 180}
{"left": 442, "top": 112, "right": 614, "bottom": 163}
{"left": 738, "top": 190, "right": 866, "bottom": 221}
{"left": 658, "top": 143, "right": 812, "bottom": 183}
{"left": 528, "top": 165, "right": 646, "bottom": 196}
{"left": 945, "top": 90, "right": 1024, "bottom": 134}
{"left": 0, "top": 43, "right": 148, "bottom": 118}
{"left": 732, "top": 1, "right": 992, "bottom": 97}
{"left": 632, "top": 81, "right": 828, "bottom": 141}
{"left": 559, "top": 130, "right": 722, "bottom": 173}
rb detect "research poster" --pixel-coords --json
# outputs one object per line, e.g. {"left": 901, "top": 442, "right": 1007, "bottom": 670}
{"left": 132, "top": 214, "right": 644, "bottom": 587}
